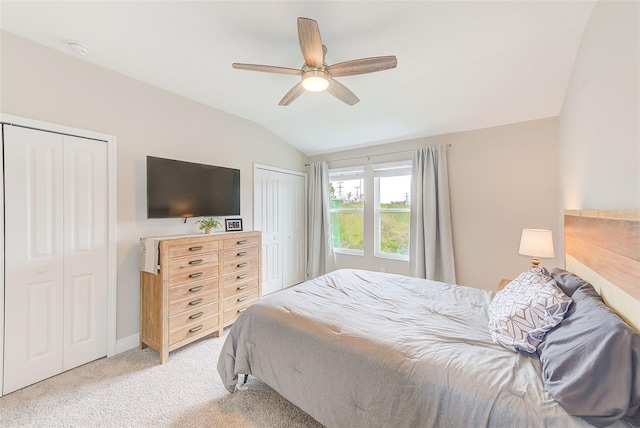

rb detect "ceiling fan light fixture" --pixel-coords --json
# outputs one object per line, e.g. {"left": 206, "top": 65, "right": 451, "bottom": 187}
{"left": 301, "top": 69, "right": 329, "bottom": 92}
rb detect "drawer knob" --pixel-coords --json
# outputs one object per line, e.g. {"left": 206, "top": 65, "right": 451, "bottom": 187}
{"left": 238, "top": 308, "right": 247, "bottom": 314}
{"left": 237, "top": 263, "right": 248, "bottom": 268}
{"left": 237, "top": 274, "right": 247, "bottom": 279}
{"left": 189, "top": 312, "right": 204, "bottom": 320}
{"left": 189, "top": 272, "right": 203, "bottom": 279}
{"left": 188, "top": 246, "right": 203, "bottom": 252}
{"left": 189, "top": 325, "right": 203, "bottom": 333}
{"left": 237, "top": 240, "right": 248, "bottom": 245}
{"left": 189, "top": 298, "right": 203, "bottom": 306}
{"left": 237, "top": 296, "right": 248, "bottom": 302}
{"left": 237, "top": 285, "right": 248, "bottom": 291}
{"left": 188, "top": 285, "right": 203, "bottom": 293}
{"left": 237, "top": 251, "right": 248, "bottom": 257}
{"left": 188, "top": 259, "right": 204, "bottom": 265}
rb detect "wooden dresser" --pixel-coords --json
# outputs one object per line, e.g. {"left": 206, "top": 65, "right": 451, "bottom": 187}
{"left": 140, "top": 231, "right": 261, "bottom": 363}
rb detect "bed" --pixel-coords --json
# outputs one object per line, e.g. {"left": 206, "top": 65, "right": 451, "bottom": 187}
{"left": 218, "top": 211, "right": 640, "bottom": 427}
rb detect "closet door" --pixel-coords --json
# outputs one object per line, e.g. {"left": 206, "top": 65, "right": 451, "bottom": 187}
{"left": 282, "top": 173, "right": 306, "bottom": 287}
{"left": 62, "top": 136, "right": 108, "bottom": 370}
{"left": 255, "top": 167, "right": 306, "bottom": 295}
{"left": 3, "top": 126, "right": 108, "bottom": 393}
{"left": 3, "top": 126, "right": 65, "bottom": 394}
{"left": 255, "top": 168, "right": 283, "bottom": 295}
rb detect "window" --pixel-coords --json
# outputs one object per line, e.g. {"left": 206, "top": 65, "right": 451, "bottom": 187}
{"left": 374, "top": 161, "right": 411, "bottom": 260}
{"left": 329, "top": 166, "right": 364, "bottom": 255}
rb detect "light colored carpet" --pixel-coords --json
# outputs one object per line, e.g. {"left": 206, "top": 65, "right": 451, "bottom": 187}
{"left": 0, "top": 332, "right": 324, "bottom": 427}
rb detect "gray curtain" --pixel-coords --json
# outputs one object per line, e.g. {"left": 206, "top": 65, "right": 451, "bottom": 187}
{"left": 409, "top": 146, "right": 456, "bottom": 283}
{"left": 307, "top": 161, "right": 336, "bottom": 279}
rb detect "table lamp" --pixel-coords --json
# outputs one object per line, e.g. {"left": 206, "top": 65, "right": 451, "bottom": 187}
{"left": 519, "top": 229, "right": 554, "bottom": 267}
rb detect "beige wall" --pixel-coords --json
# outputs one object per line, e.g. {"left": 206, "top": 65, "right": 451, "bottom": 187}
{"left": 559, "top": 0, "right": 639, "bottom": 211}
{"left": 0, "top": 31, "right": 307, "bottom": 342}
{"left": 309, "top": 117, "right": 561, "bottom": 290}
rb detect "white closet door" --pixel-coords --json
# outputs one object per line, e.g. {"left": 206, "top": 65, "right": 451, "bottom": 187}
{"left": 3, "top": 126, "right": 65, "bottom": 394}
{"left": 282, "top": 173, "right": 306, "bottom": 288}
{"left": 255, "top": 168, "right": 283, "bottom": 295}
{"left": 62, "top": 135, "right": 108, "bottom": 370}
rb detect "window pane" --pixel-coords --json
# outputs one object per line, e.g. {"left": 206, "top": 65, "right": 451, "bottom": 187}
{"left": 330, "top": 175, "right": 364, "bottom": 251}
{"left": 330, "top": 211, "right": 364, "bottom": 250}
{"left": 379, "top": 175, "right": 410, "bottom": 207}
{"left": 379, "top": 211, "right": 410, "bottom": 255}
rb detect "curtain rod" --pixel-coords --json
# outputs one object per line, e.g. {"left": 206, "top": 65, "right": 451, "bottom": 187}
{"left": 304, "top": 144, "right": 451, "bottom": 167}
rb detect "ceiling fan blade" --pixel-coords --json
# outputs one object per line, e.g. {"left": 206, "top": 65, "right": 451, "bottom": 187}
{"left": 297, "top": 17, "right": 324, "bottom": 68}
{"left": 232, "top": 63, "right": 302, "bottom": 75}
{"left": 279, "top": 82, "right": 305, "bottom": 106}
{"left": 326, "top": 79, "right": 359, "bottom": 106}
{"left": 328, "top": 56, "right": 398, "bottom": 77}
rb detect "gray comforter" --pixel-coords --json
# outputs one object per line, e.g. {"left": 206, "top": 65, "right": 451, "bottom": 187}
{"left": 218, "top": 269, "right": 614, "bottom": 427}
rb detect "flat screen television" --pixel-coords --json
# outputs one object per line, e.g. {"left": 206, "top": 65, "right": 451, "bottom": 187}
{"left": 146, "top": 156, "right": 240, "bottom": 219}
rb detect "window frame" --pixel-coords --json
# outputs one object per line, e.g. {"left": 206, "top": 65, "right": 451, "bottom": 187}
{"left": 373, "top": 161, "right": 412, "bottom": 261}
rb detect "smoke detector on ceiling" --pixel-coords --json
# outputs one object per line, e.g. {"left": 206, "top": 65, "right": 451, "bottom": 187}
{"left": 68, "top": 41, "right": 90, "bottom": 56}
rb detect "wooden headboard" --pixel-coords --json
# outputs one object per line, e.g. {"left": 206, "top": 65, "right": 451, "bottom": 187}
{"left": 565, "top": 210, "right": 640, "bottom": 332}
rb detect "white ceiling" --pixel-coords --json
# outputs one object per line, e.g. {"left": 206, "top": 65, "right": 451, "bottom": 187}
{"left": 0, "top": 1, "right": 596, "bottom": 156}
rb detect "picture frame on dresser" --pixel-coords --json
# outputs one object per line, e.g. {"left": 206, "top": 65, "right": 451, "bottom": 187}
{"left": 225, "top": 218, "right": 243, "bottom": 231}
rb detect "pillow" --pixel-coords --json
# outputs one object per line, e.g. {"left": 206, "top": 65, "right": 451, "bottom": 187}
{"left": 488, "top": 267, "right": 572, "bottom": 353}
{"left": 537, "top": 284, "right": 640, "bottom": 427}
{"left": 549, "top": 267, "right": 591, "bottom": 297}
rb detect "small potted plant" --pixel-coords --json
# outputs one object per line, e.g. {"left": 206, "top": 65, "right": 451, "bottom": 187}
{"left": 196, "top": 217, "right": 221, "bottom": 234}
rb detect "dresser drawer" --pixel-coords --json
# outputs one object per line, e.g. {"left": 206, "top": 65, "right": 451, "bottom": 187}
{"left": 224, "top": 286, "right": 259, "bottom": 307}
{"left": 222, "top": 268, "right": 259, "bottom": 288}
{"left": 168, "top": 240, "right": 218, "bottom": 258}
{"left": 222, "top": 256, "right": 259, "bottom": 275}
{"left": 223, "top": 278, "right": 259, "bottom": 299}
{"left": 223, "top": 235, "right": 259, "bottom": 250}
{"left": 169, "top": 303, "right": 219, "bottom": 345}
{"left": 169, "top": 251, "right": 218, "bottom": 274}
{"left": 223, "top": 245, "right": 259, "bottom": 262}
{"left": 169, "top": 279, "right": 219, "bottom": 316}
{"left": 168, "top": 256, "right": 218, "bottom": 287}
{"left": 223, "top": 291, "right": 259, "bottom": 324}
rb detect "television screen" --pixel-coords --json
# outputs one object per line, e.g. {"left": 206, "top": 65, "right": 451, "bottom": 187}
{"left": 146, "top": 156, "right": 240, "bottom": 219}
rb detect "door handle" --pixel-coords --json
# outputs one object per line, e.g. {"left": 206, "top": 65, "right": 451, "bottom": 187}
{"left": 189, "top": 312, "right": 204, "bottom": 320}
{"left": 237, "top": 274, "right": 247, "bottom": 279}
{"left": 188, "top": 259, "right": 204, "bottom": 265}
{"left": 188, "top": 285, "right": 203, "bottom": 292}
{"left": 188, "top": 246, "right": 203, "bottom": 252}
{"left": 237, "top": 285, "right": 248, "bottom": 291}
{"left": 237, "top": 240, "right": 247, "bottom": 245}
{"left": 237, "top": 252, "right": 248, "bottom": 257}
{"left": 189, "top": 325, "right": 203, "bottom": 333}
{"left": 189, "top": 272, "right": 203, "bottom": 279}
{"left": 237, "top": 296, "right": 248, "bottom": 302}
{"left": 189, "top": 298, "right": 203, "bottom": 306}
{"left": 237, "top": 263, "right": 248, "bottom": 268}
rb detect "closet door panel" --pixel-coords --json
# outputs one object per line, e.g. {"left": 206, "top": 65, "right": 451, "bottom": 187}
{"left": 283, "top": 174, "right": 306, "bottom": 288}
{"left": 3, "top": 126, "right": 64, "bottom": 394}
{"left": 62, "top": 136, "right": 108, "bottom": 370}
{"left": 255, "top": 169, "right": 283, "bottom": 295}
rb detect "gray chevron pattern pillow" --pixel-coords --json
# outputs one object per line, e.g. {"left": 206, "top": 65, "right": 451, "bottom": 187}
{"left": 488, "top": 267, "right": 572, "bottom": 353}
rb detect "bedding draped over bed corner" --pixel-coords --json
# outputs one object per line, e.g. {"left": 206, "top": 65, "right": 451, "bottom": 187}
{"left": 307, "top": 161, "right": 336, "bottom": 279}
{"left": 409, "top": 146, "right": 456, "bottom": 283}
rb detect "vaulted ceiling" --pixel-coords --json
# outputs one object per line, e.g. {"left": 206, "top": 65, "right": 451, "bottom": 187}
{"left": 0, "top": 1, "right": 596, "bottom": 155}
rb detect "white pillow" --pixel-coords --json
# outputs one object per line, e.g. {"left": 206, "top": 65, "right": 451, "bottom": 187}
{"left": 488, "top": 267, "right": 572, "bottom": 353}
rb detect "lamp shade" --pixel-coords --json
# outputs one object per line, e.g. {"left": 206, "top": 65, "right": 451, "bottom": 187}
{"left": 519, "top": 229, "right": 554, "bottom": 258}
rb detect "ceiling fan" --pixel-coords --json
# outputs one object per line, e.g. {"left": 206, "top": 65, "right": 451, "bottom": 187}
{"left": 232, "top": 17, "right": 397, "bottom": 106}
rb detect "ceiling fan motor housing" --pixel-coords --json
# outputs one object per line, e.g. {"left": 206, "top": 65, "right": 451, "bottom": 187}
{"left": 301, "top": 67, "right": 329, "bottom": 91}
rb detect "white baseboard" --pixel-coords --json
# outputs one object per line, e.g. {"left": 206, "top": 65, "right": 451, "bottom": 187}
{"left": 116, "top": 333, "right": 140, "bottom": 354}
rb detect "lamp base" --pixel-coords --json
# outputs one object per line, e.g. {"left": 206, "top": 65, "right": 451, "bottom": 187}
{"left": 530, "top": 258, "right": 541, "bottom": 268}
